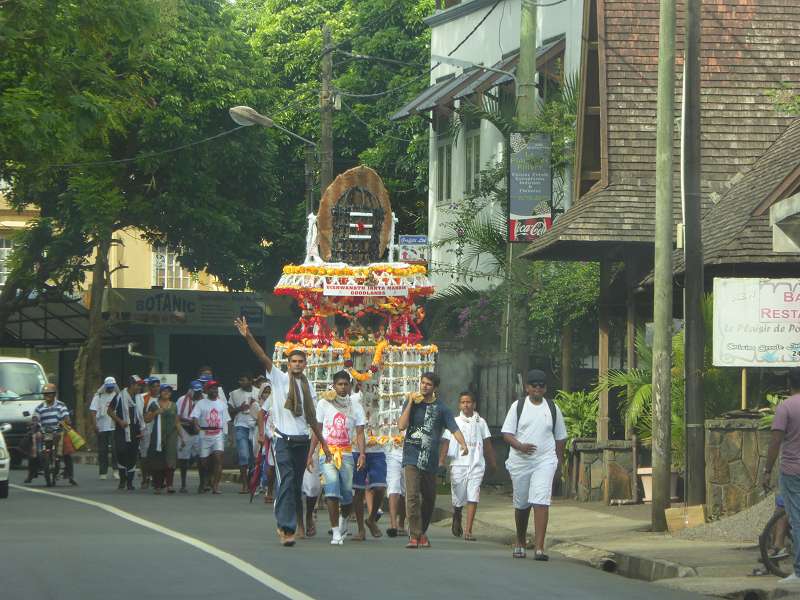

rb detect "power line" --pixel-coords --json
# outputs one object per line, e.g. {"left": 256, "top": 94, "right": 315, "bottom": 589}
{"left": 334, "top": 0, "right": 504, "bottom": 100}
{"left": 340, "top": 99, "right": 418, "bottom": 143}
{"left": 48, "top": 95, "right": 318, "bottom": 170}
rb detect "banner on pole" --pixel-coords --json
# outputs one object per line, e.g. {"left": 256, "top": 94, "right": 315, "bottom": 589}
{"left": 508, "top": 132, "right": 552, "bottom": 243}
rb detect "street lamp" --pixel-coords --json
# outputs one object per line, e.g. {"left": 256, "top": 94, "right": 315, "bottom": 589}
{"left": 229, "top": 106, "right": 317, "bottom": 148}
{"left": 229, "top": 106, "right": 317, "bottom": 215}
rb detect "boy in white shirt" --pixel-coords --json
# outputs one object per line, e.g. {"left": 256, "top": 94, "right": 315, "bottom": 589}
{"left": 308, "top": 371, "right": 366, "bottom": 545}
{"left": 501, "top": 369, "right": 567, "bottom": 561}
{"left": 440, "top": 391, "right": 496, "bottom": 541}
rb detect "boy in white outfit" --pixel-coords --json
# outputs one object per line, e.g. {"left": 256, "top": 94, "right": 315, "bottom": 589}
{"left": 440, "top": 392, "right": 496, "bottom": 541}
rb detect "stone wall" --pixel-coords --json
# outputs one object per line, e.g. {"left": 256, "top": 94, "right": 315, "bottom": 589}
{"left": 573, "top": 441, "right": 635, "bottom": 502}
{"left": 705, "top": 418, "right": 778, "bottom": 517}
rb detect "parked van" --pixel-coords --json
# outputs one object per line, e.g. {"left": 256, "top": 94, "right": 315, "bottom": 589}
{"left": 0, "top": 357, "right": 48, "bottom": 467}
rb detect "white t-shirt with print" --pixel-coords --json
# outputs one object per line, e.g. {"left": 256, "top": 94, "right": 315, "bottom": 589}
{"left": 229, "top": 387, "right": 259, "bottom": 429}
{"left": 267, "top": 366, "right": 317, "bottom": 437}
{"left": 316, "top": 398, "right": 366, "bottom": 447}
{"left": 444, "top": 413, "right": 491, "bottom": 470}
{"left": 501, "top": 398, "right": 567, "bottom": 473}
{"left": 190, "top": 398, "right": 231, "bottom": 436}
{"left": 89, "top": 391, "right": 117, "bottom": 432}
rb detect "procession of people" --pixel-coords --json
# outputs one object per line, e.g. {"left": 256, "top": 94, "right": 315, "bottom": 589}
{"left": 22, "top": 317, "right": 567, "bottom": 559}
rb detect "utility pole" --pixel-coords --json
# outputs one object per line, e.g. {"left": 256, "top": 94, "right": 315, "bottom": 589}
{"left": 304, "top": 144, "right": 316, "bottom": 216}
{"left": 320, "top": 25, "right": 334, "bottom": 198}
{"left": 503, "top": 0, "right": 538, "bottom": 355}
{"left": 651, "top": 0, "right": 676, "bottom": 532}
{"left": 682, "top": 0, "right": 705, "bottom": 506}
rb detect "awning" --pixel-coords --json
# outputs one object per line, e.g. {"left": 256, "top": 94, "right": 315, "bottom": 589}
{"left": 3, "top": 295, "right": 131, "bottom": 348}
{"left": 390, "top": 36, "right": 566, "bottom": 121}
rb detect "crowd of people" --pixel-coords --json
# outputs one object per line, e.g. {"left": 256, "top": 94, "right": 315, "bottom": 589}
{"left": 22, "top": 316, "right": 568, "bottom": 559}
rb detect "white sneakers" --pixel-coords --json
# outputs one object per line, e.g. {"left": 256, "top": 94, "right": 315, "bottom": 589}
{"left": 112, "top": 471, "right": 119, "bottom": 480}
{"left": 339, "top": 515, "right": 349, "bottom": 538}
{"left": 330, "top": 526, "right": 344, "bottom": 546}
{"left": 99, "top": 474, "right": 108, "bottom": 480}
{"left": 778, "top": 573, "right": 800, "bottom": 586}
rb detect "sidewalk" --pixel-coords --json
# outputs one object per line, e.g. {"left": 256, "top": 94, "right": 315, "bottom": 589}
{"left": 428, "top": 490, "right": 797, "bottom": 600}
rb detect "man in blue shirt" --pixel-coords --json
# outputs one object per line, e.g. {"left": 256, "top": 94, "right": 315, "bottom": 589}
{"left": 399, "top": 372, "right": 468, "bottom": 549}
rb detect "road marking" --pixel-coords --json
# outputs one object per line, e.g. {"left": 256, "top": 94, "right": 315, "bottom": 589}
{"left": 11, "top": 484, "right": 315, "bottom": 600}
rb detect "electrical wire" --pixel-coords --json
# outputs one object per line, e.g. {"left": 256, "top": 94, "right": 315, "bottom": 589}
{"left": 340, "top": 99, "right": 419, "bottom": 143}
{"left": 47, "top": 94, "right": 318, "bottom": 170}
{"left": 334, "top": 0, "right": 504, "bottom": 100}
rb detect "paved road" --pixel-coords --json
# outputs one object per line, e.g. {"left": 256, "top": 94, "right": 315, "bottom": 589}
{"left": 1, "top": 465, "right": 705, "bottom": 600}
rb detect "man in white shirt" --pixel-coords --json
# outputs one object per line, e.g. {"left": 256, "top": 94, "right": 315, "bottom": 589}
{"left": 440, "top": 391, "right": 496, "bottom": 541}
{"left": 235, "top": 316, "right": 331, "bottom": 547}
{"left": 191, "top": 380, "right": 231, "bottom": 495}
{"left": 229, "top": 374, "right": 260, "bottom": 493}
{"left": 89, "top": 376, "right": 120, "bottom": 480}
{"left": 501, "top": 369, "right": 567, "bottom": 561}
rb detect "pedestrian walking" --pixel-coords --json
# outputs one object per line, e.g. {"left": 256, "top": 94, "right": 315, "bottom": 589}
{"left": 440, "top": 392, "right": 496, "bottom": 541}
{"left": 399, "top": 372, "right": 468, "bottom": 549}
{"left": 501, "top": 369, "right": 566, "bottom": 560}
{"left": 762, "top": 368, "right": 800, "bottom": 587}
{"left": 191, "top": 380, "right": 230, "bottom": 494}
{"left": 350, "top": 388, "right": 388, "bottom": 541}
{"left": 308, "top": 371, "right": 367, "bottom": 546}
{"left": 108, "top": 376, "right": 143, "bottom": 491}
{"left": 385, "top": 442, "right": 406, "bottom": 538}
{"left": 229, "top": 374, "right": 260, "bottom": 494}
{"left": 234, "top": 316, "right": 331, "bottom": 547}
{"left": 256, "top": 379, "right": 276, "bottom": 503}
{"left": 89, "top": 376, "right": 120, "bottom": 480}
{"left": 144, "top": 384, "right": 179, "bottom": 494}
{"left": 176, "top": 380, "right": 202, "bottom": 493}
{"left": 137, "top": 377, "right": 161, "bottom": 489}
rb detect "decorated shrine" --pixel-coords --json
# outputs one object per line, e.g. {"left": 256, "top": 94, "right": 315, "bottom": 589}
{"left": 272, "top": 166, "right": 436, "bottom": 447}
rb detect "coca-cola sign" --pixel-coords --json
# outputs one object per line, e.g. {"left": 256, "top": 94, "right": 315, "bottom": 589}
{"left": 508, "top": 132, "right": 552, "bottom": 243}
{"left": 509, "top": 216, "right": 552, "bottom": 242}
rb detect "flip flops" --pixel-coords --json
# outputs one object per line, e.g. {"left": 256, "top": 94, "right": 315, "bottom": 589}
{"left": 513, "top": 547, "right": 526, "bottom": 559}
{"left": 464, "top": 533, "right": 476, "bottom": 542}
{"left": 534, "top": 551, "right": 549, "bottom": 561}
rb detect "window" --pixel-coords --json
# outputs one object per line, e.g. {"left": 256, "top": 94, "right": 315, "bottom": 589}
{"left": 464, "top": 119, "right": 481, "bottom": 194}
{"left": 151, "top": 246, "right": 196, "bottom": 290}
{"left": 437, "top": 142, "right": 453, "bottom": 203}
{"left": 0, "top": 236, "right": 11, "bottom": 287}
{"left": 434, "top": 112, "right": 454, "bottom": 204}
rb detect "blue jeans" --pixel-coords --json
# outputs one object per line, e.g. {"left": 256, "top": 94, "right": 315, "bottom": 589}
{"left": 235, "top": 426, "right": 254, "bottom": 467}
{"left": 319, "top": 453, "right": 355, "bottom": 505}
{"left": 273, "top": 436, "right": 309, "bottom": 534}
{"left": 780, "top": 473, "right": 800, "bottom": 576}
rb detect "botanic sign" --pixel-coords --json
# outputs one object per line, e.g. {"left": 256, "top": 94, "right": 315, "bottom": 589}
{"left": 713, "top": 277, "right": 800, "bottom": 367}
{"left": 508, "top": 132, "right": 552, "bottom": 242}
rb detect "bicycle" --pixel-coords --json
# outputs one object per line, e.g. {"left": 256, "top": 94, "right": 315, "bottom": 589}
{"left": 759, "top": 503, "right": 793, "bottom": 577}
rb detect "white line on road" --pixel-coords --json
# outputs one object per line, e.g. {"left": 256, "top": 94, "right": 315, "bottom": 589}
{"left": 11, "top": 484, "right": 315, "bottom": 600}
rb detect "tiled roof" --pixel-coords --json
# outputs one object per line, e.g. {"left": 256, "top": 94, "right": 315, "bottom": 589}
{"left": 674, "top": 118, "right": 800, "bottom": 272}
{"left": 522, "top": 0, "right": 800, "bottom": 261}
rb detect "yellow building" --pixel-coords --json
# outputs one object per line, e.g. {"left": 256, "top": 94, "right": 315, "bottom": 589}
{"left": 0, "top": 194, "right": 293, "bottom": 407}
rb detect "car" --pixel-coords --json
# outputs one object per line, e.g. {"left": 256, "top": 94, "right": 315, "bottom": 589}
{"left": 0, "top": 357, "right": 48, "bottom": 468}
{"left": 0, "top": 422, "right": 10, "bottom": 498}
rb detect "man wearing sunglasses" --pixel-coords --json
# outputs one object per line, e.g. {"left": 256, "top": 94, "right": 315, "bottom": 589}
{"left": 501, "top": 369, "right": 566, "bottom": 561}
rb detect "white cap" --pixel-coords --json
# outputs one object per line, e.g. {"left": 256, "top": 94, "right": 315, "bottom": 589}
{"left": 104, "top": 376, "right": 117, "bottom": 386}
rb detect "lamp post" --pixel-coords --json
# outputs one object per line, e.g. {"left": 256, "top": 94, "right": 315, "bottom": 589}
{"left": 228, "top": 106, "right": 318, "bottom": 215}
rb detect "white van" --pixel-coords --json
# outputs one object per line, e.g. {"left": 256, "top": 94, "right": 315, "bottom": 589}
{"left": 0, "top": 357, "right": 48, "bottom": 467}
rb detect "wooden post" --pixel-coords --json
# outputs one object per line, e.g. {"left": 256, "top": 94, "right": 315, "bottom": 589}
{"left": 561, "top": 324, "right": 573, "bottom": 392}
{"left": 741, "top": 368, "right": 748, "bottom": 410}
{"left": 598, "top": 259, "right": 610, "bottom": 442}
{"left": 651, "top": 0, "right": 676, "bottom": 532}
{"left": 625, "top": 259, "right": 638, "bottom": 439}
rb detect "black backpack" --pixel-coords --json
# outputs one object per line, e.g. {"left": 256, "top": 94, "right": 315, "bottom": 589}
{"left": 516, "top": 397, "right": 560, "bottom": 439}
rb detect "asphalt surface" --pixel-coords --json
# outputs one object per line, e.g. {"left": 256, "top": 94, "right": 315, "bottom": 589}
{"left": 1, "top": 465, "right": 706, "bottom": 600}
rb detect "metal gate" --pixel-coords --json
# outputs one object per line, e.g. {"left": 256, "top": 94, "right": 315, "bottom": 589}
{"left": 477, "top": 354, "right": 518, "bottom": 430}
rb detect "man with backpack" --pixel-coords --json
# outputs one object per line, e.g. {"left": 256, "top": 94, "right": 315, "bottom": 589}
{"left": 501, "top": 369, "right": 567, "bottom": 561}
